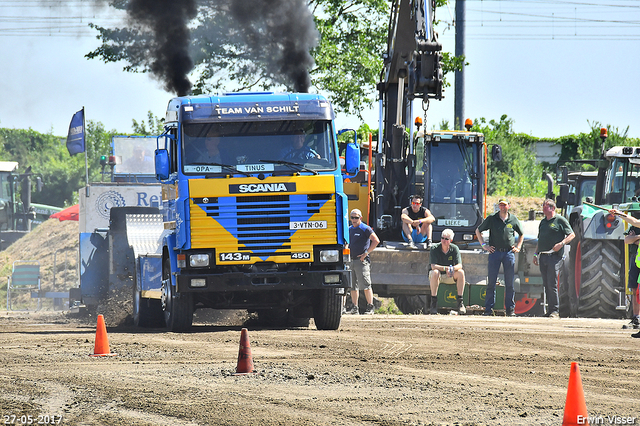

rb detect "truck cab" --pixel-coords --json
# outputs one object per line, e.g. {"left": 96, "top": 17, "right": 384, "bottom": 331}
{"left": 151, "top": 92, "right": 358, "bottom": 330}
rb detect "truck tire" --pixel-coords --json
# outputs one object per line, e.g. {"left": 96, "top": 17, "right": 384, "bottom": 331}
{"left": 161, "top": 257, "right": 194, "bottom": 331}
{"left": 572, "top": 238, "right": 622, "bottom": 318}
{"left": 394, "top": 295, "right": 427, "bottom": 315}
{"left": 313, "top": 289, "right": 342, "bottom": 330}
{"left": 133, "top": 282, "right": 164, "bottom": 328}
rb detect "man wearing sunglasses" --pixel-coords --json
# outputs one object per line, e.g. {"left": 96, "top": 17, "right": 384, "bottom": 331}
{"left": 346, "top": 209, "right": 380, "bottom": 315}
{"left": 400, "top": 195, "right": 435, "bottom": 248}
{"left": 429, "top": 228, "right": 466, "bottom": 314}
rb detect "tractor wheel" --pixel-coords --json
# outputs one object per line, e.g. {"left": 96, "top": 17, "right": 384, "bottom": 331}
{"left": 514, "top": 293, "right": 544, "bottom": 316}
{"left": 393, "top": 295, "right": 428, "bottom": 315}
{"left": 573, "top": 239, "right": 623, "bottom": 318}
{"left": 161, "top": 257, "right": 194, "bottom": 331}
{"left": 558, "top": 247, "right": 572, "bottom": 317}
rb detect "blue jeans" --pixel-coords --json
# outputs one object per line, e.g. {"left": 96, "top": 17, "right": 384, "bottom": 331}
{"left": 486, "top": 250, "right": 515, "bottom": 312}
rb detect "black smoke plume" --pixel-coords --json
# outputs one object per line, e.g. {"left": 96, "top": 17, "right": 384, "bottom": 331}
{"left": 229, "top": 0, "right": 318, "bottom": 93}
{"left": 126, "top": 0, "right": 196, "bottom": 96}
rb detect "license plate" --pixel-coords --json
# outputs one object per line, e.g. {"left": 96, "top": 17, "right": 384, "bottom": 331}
{"left": 289, "top": 221, "right": 327, "bottom": 230}
{"left": 437, "top": 219, "right": 469, "bottom": 227}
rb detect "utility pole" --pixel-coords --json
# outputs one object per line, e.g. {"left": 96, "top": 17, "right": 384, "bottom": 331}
{"left": 454, "top": 0, "right": 465, "bottom": 130}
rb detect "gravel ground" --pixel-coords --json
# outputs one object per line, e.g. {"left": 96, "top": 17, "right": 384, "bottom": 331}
{"left": 0, "top": 311, "right": 638, "bottom": 426}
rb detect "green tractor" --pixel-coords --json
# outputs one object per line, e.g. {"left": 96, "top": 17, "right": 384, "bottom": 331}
{"left": 0, "top": 161, "right": 59, "bottom": 250}
{"left": 556, "top": 136, "right": 638, "bottom": 318}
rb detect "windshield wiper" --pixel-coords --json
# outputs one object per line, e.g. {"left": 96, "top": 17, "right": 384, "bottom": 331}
{"left": 259, "top": 159, "right": 318, "bottom": 175}
{"left": 189, "top": 162, "right": 251, "bottom": 177}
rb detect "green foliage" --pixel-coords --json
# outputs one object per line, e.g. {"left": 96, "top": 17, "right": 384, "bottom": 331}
{"left": 470, "top": 115, "right": 546, "bottom": 197}
{"left": 0, "top": 121, "right": 118, "bottom": 207}
{"left": 376, "top": 298, "right": 403, "bottom": 315}
{"left": 86, "top": 0, "right": 464, "bottom": 120}
{"left": 132, "top": 111, "right": 164, "bottom": 136}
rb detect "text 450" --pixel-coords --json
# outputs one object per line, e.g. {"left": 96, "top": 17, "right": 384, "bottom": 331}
{"left": 291, "top": 252, "right": 311, "bottom": 259}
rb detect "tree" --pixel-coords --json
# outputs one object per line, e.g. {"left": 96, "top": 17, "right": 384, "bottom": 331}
{"left": 132, "top": 111, "right": 164, "bottom": 136}
{"left": 86, "top": 0, "right": 464, "bottom": 120}
{"left": 471, "top": 115, "right": 546, "bottom": 197}
{"left": 0, "top": 122, "right": 118, "bottom": 207}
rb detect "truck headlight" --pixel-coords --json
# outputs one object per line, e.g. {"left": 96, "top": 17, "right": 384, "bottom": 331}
{"left": 319, "top": 249, "right": 339, "bottom": 263}
{"left": 190, "top": 254, "right": 210, "bottom": 267}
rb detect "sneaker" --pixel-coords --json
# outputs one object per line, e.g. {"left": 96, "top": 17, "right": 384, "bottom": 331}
{"left": 363, "top": 304, "right": 375, "bottom": 315}
{"left": 632, "top": 331, "right": 640, "bottom": 338}
{"left": 506, "top": 310, "right": 516, "bottom": 317}
{"left": 346, "top": 305, "right": 359, "bottom": 315}
{"left": 548, "top": 311, "right": 560, "bottom": 319}
{"left": 456, "top": 296, "right": 466, "bottom": 315}
{"left": 483, "top": 309, "right": 493, "bottom": 316}
{"left": 622, "top": 317, "right": 640, "bottom": 330}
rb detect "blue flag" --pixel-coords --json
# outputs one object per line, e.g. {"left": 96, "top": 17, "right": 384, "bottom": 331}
{"left": 66, "top": 109, "right": 85, "bottom": 156}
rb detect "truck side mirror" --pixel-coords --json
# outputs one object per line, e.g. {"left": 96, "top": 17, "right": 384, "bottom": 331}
{"left": 155, "top": 149, "right": 170, "bottom": 181}
{"left": 344, "top": 142, "right": 360, "bottom": 176}
{"left": 491, "top": 145, "right": 502, "bottom": 162}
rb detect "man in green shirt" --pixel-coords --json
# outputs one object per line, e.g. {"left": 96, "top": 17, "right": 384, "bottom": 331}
{"left": 475, "top": 198, "right": 524, "bottom": 316}
{"left": 429, "top": 228, "right": 466, "bottom": 314}
{"left": 533, "top": 199, "right": 574, "bottom": 318}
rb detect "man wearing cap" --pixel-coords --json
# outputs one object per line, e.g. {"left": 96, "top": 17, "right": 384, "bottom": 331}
{"left": 346, "top": 208, "right": 380, "bottom": 315}
{"left": 533, "top": 199, "right": 574, "bottom": 319}
{"left": 475, "top": 198, "right": 525, "bottom": 316}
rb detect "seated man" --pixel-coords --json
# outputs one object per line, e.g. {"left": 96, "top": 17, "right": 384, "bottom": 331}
{"left": 283, "top": 130, "right": 320, "bottom": 162}
{"left": 400, "top": 195, "right": 434, "bottom": 246}
{"left": 428, "top": 228, "right": 466, "bottom": 315}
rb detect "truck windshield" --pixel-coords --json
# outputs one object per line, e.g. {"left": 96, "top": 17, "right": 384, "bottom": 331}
{"left": 182, "top": 120, "right": 337, "bottom": 173}
{"left": 427, "top": 141, "right": 480, "bottom": 226}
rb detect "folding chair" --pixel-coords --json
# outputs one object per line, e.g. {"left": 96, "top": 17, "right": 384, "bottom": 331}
{"left": 6, "top": 260, "right": 41, "bottom": 311}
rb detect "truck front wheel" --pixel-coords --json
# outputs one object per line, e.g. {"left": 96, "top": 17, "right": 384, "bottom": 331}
{"left": 313, "top": 289, "right": 342, "bottom": 330}
{"left": 161, "top": 258, "right": 194, "bottom": 331}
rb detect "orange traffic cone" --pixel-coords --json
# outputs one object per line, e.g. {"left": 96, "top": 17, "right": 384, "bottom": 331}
{"left": 233, "top": 328, "right": 255, "bottom": 375}
{"left": 562, "top": 362, "right": 588, "bottom": 425}
{"left": 89, "top": 314, "right": 117, "bottom": 357}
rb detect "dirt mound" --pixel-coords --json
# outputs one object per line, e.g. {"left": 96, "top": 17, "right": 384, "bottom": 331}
{"left": 1, "top": 219, "right": 78, "bottom": 310}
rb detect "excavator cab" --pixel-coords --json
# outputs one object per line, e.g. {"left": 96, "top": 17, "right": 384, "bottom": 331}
{"left": 417, "top": 130, "right": 486, "bottom": 243}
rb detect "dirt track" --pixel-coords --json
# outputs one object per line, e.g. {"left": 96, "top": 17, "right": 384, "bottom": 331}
{"left": 0, "top": 311, "right": 638, "bottom": 426}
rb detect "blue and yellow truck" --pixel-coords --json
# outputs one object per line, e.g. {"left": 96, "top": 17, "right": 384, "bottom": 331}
{"left": 121, "top": 92, "right": 358, "bottom": 330}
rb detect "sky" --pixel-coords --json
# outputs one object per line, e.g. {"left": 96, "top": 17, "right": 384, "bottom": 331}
{"left": 0, "top": 0, "right": 639, "bottom": 139}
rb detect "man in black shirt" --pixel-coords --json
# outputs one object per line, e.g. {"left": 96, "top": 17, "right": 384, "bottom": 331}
{"left": 400, "top": 195, "right": 435, "bottom": 247}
